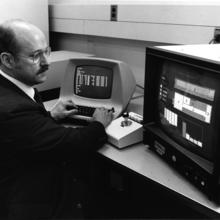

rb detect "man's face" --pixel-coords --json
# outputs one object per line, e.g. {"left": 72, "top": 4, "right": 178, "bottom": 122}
{"left": 12, "top": 26, "right": 50, "bottom": 86}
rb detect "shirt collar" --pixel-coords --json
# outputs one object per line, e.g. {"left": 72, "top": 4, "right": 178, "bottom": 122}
{"left": 0, "top": 69, "right": 35, "bottom": 100}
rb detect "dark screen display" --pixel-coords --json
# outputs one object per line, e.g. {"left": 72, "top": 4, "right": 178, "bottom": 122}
{"left": 74, "top": 65, "right": 113, "bottom": 99}
{"left": 158, "top": 61, "right": 219, "bottom": 160}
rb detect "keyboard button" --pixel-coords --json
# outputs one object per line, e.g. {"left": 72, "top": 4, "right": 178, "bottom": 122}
{"left": 76, "top": 105, "right": 96, "bottom": 117}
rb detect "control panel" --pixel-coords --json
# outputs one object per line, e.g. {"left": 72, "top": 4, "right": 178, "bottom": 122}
{"left": 105, "top": 112, "right": 143, "bottom": 149}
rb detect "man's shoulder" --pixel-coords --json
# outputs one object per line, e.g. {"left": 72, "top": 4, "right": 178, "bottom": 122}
{"left": 0, "top": 84, "right": 34, "bottom": 114}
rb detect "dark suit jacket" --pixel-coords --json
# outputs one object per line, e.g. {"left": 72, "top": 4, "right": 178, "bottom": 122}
{"left": 0, "top": 74, "right": 107, "bottom": 219}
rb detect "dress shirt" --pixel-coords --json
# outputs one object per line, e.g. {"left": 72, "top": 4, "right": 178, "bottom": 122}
{"left": 0, "top": 69, "right": 35, "bottom": 101}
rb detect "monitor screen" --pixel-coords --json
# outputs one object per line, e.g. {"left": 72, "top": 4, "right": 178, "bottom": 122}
{"left": 74, "top": 65, "right": 113, "bottom": 99}
{"left": 157, "top": 60, "right": 220, "bottom": 161}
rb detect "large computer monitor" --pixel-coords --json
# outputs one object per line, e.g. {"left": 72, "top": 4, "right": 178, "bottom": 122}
{"left": 143, "top": 45, "right": 220, "bottom": 203}
{"left": 59, "top": 57, "right": 136, "bottom": 121}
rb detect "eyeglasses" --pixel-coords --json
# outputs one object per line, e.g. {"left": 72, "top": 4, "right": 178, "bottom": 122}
{"left": 16, "top": 46, "right": 51, "bottom": 64}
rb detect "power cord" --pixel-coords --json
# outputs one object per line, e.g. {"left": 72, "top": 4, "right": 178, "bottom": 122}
{"left": 131, "top": 84, "right": 144, "bottom": 100}
{"left": 209, "top": 34, "right": 220, "bottom": 44}
{"left": 136, "top": 84, "right": 144, "bottom": 90}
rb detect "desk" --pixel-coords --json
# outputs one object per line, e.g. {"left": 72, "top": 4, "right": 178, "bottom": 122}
{"left": 44, "top": 96, "right": 220, "bottom": 218}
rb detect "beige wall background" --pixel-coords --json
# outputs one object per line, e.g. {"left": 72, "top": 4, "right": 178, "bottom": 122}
{"left": 49, "top": 1, "right": 220, "bottom": 87}
{"left": 0, "top": 0, "right": 49, "bottom": 42}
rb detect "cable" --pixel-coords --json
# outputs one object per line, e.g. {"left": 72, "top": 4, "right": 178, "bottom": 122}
{"left": 136, "top": 84, "right": 144, "bottom": 90}
{"left": 130, "top": 84, "right": 144, "bottom": 100}
{"left": 209, "top": 38, "right": 215, "bottom": 44}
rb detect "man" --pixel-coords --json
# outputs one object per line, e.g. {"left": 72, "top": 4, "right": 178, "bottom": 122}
{"left": 0, "top": 19, "right": 113, "bottom": 219}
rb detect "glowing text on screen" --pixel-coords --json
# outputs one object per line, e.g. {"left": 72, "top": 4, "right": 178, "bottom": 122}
{"left": 76, "top": 72, "right": 108, "bottom": 89}
{"left": 74, "top": 66, "right": 113, "bottom": 99}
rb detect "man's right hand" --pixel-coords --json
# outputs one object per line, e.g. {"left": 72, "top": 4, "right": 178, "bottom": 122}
{"left": 92, "top": 107, "right": 114, "bottom": 128}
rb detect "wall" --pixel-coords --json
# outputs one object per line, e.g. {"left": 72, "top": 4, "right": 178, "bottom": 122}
{"left": 50, "top": 33, "right": 168, "bottom": 87}
{"left": 0, "top": 0, "right": 49, "bottom": 41}
{"left": 49, "top": 1, "right": 220, "bottom": 44}
{"left": 49, "top": 1, "right": 220, "bottom": 87}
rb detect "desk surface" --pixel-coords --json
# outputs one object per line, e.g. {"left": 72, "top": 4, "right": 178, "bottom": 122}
{"left": 44, "top": 96, "right": 220, "bottom": 217}
{"left": 99, "top": 144, "right": 220, "bottom": 215}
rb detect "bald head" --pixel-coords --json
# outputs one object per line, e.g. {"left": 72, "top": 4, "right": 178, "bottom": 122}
{"left": 0, "top": 19, "right": 47, "bottom": 57}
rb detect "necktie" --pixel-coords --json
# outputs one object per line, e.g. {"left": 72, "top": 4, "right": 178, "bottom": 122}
{"left": 34, "top": 88, "right": 50, "bottom": 117}
{"left": 34, "top": 88, "right": 44, "bottom": 106}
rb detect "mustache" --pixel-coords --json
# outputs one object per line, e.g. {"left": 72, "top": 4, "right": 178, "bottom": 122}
{"left": 38, "top": 65, "right": 49, "bottom": 74}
